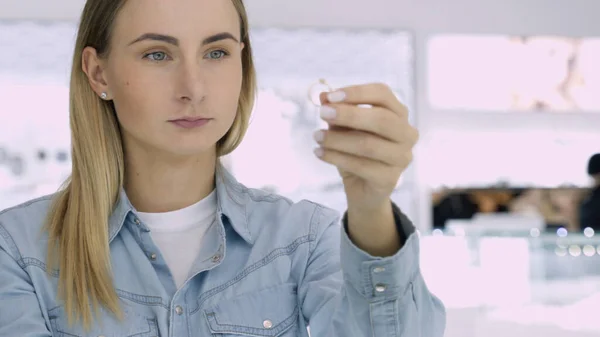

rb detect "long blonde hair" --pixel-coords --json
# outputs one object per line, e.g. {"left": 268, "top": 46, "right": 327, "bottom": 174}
{"left": 44, "top": 0, "right": 256, "bottom": 329}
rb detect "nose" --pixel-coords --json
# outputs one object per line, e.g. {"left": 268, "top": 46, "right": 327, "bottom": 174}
{"left": 175, "top": 60, "right": 206, "bottom": 104}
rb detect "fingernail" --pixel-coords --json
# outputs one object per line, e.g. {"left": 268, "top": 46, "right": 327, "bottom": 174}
{"left": 327, "top": 90, "right": 346, "bottom": 103}
{"left": 313, "top": 130, "right": 325, "bottom": 143}
{"left": 320, "top": 106, "right": 336, "bottom": 119}
{"left": 314, "top": 148, "right": 324, "bottom": 157}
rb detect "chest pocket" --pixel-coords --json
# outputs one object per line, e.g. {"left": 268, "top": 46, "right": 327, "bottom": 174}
{"left": 204, "top": 283, "right": 300, "bottom": 337}
{"left": 48, "top": 305, "right": 160, "bottom": 337}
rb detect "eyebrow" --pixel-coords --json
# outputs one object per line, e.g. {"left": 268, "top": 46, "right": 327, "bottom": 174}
{"left": 128, "top": 32, "right": 239, "bottom": 47}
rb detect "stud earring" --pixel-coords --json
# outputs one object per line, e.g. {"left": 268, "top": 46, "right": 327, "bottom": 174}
{"left": 100, "top": 92, "right": 108, "bottom": 100}
{"left": 308, "top": 79, "right": 333, "bottom": 107}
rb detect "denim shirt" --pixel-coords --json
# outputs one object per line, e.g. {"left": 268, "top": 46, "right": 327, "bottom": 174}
{"left": 0, "top": 166, "right": 446, "bottom": 337}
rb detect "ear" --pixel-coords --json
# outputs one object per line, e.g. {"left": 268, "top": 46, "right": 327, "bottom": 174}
{"left": 82, "top": 46, "right": 111, "bottom": 100}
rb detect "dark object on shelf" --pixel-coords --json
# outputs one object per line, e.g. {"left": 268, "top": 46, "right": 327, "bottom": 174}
{"left": 56, "top": 151, "right": 68, "bottom": 162}
{"left": 37, "top": 150, "right": 47, "bottom": 161}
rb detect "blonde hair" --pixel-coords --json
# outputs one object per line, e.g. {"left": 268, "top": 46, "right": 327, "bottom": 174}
{"left": 44, "top": 0, "right": 256, "bottom": 330}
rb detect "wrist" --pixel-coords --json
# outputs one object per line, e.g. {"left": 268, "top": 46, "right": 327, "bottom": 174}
{"left": 347, "top": 201, "right": 400, "bottom": 257}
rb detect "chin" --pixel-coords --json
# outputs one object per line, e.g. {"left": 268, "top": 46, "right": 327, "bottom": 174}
{"left": 149, "top": 138, "right": 216, "bottom": 159}
{"left": 171, "top": 144, "right": 217, "bottom": 158}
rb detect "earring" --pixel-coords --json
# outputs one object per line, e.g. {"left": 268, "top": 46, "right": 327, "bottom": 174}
{"left": 100, "top": 92, "right": 108, "bottom": 100}
{"left": 307, "top": 79, "right": 333, "bottom": 107}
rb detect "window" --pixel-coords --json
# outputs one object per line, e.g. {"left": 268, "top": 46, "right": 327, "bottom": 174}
{"left": 428, "top": 35, "right": 600, "bottom": 112}
{"left": 421, "top": 131, "right": 600, "bottom": 188}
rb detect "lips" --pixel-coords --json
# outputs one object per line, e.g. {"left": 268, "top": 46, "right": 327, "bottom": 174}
{"left": 169, "top": 117, "right": 212, "bottom": 129}
{"left": 170, "top": 117, "right": 209, "bottom": 122}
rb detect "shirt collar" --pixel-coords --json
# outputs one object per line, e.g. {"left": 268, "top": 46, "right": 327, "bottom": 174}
{"left": 108, "top": 161, "right": 252, "bottom": 244}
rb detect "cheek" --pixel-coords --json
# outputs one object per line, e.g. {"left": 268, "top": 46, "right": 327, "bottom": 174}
{"left": 219, "top": 65, "right": 244, "bottom": 115}
{"left": 223, "top": 86, "right": 242, "bottom": 127}
{"left": 108, "top": 61, "right": 150, "bottom": 110}
{"left": 109, "top": 65, "right": 158, "bottom": 119}
{"left": 110, "top": 80, "right": 165, "bottom": 143}
{"left": 112, "top": 80, "right": 146, "bottom": 121}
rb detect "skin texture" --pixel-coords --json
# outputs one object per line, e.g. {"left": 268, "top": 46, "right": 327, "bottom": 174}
{"left": 82, "top": 0, "right": 244, "bottom": 213}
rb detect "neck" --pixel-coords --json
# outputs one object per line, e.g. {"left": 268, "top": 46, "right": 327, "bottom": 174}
{"left": 123, "top": 146, "right": 217, "bottom": 213}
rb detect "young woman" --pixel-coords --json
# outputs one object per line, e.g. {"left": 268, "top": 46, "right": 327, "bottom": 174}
{"left": 0, "top": 0, "right": 445, "bottom": 336}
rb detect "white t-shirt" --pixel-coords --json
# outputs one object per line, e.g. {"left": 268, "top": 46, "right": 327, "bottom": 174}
{"left": 135, "top": 190, "right": 217, "bottom": 289}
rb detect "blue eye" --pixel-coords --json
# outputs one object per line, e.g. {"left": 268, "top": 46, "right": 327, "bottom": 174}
{"left": 144, "top": 51, "right": 169, "bottom": 62}
{"left": 206, "top": 50, "right": 228, "bottom": 60}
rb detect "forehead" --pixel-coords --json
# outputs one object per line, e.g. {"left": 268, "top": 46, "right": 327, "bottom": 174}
{"left": 113, "top": 0, "right": 241, "bottom": 41}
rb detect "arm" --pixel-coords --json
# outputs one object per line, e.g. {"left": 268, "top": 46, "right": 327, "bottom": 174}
{"left": 0, "top": 246, "right": 52, "bottom": 336}
{"left": 298, "top": 204, "right": 446, "bottom": 337}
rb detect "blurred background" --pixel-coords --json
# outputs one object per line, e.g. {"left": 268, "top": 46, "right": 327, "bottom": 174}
{"left": 1, "top": 0, "right": 600, "bottom": 336}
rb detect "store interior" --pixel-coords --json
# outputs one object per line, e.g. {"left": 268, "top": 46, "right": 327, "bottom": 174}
{"left": 1, "top": 0, "right": 600, "bottom": 336}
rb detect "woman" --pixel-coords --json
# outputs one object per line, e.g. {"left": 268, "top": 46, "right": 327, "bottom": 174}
{"left": 0, "top": 0, "right": 445, "bottom": 336}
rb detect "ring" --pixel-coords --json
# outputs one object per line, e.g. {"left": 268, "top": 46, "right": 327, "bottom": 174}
{"left": 308, "top": 79, "right": 333, "bottom": 107}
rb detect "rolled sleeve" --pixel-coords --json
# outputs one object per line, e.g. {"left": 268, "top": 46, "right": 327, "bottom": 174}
{"left": 340, "top": 202, "right": 420, "bottom": 301}
{"left": 302, "top": 202, "right": 446, "bottom": 337}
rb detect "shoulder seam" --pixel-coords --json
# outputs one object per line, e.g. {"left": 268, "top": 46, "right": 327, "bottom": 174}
{"left": 307, "top": 202, "right": 323, "bottom": 254}
{"left": 0, "top": 221, "right": 23, "bottom": 260}
{"left": 0, "top": 194, "right": 54, "bottom": 217}
{"left": 20, "top": 256, "right": 58, "bottom": 277}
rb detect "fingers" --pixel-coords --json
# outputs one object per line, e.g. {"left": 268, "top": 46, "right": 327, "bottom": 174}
{"left": 314, "top": 147, "right": 403, "bottom": 185}
{"left": 314, "top": 128, "right": 411, "bottom": 167}
{"left": 319, "top": 104, "right": 418, "bottom": 144}
{"left": 319, "top": 82, "right": 407, "bottom": 117}
{"left": 313, "top": 81, "right": 417, "bottom": 182}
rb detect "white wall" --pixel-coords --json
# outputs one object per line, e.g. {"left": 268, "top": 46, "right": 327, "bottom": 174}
{"left": 2, "top": 0, "right": 599, "bottom": 35}
{"left": 2, "top": 0, "right": 599, "bottom": 230}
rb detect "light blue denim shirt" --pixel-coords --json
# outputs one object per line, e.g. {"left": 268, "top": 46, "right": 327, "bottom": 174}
{"left": 0, "top": 166, "right": 445, "bottom": 337}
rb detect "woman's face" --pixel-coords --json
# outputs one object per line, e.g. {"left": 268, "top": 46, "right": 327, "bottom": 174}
{"left": 85, "top": 0, "right": 244, "bottom": 159}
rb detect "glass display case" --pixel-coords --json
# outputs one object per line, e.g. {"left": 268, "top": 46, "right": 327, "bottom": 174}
{"left": 422, "top": 228, "right": 600, "bottom": 337}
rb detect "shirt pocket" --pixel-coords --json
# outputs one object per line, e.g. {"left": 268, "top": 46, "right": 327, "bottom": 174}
{"left": 48, "top": 304, "right": 160, "bottom": 337}
{"left": 204, "top": 283, "right": 300, "bottom": 337}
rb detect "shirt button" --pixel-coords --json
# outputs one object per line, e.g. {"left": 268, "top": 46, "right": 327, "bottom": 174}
{"left": 175, "top": 305, "right": 184, "bottom": 315}
{"left": 211, "top": 254, "right": 222, "bottom": 263}
{"left": 375, "top": 284, "right": 387, "bottom": 293}
{"left": 373, "top": 267, "right": 386, "bottom": 273}
{"left": 149, "top": 253, "right": 157, "bottom": 261}
{"left": 263, "top": 320, "right": 273, "bottom": 329}
{"left": 134, "top": 218, "right": 141, "bottom": 225}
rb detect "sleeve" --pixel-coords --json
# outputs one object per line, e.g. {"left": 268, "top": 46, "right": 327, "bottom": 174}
{"left": 298, "top": 202, "right": 446, "bottom": 337}
{"left": 0, "top": 241, "right": 52, "bottom": 336}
